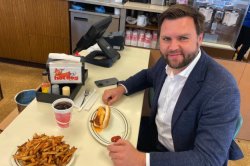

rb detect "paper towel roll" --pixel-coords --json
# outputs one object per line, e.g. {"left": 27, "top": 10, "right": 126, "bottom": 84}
{"left": 115, "top": 0, "right": 122, "bottom": 3}
{"left": 114, "top": 8, "right": 121, "bottom": 15}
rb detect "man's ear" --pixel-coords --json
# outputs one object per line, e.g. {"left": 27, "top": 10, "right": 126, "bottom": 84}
{"left": 198, "top": 33, "right": 204, "bottom": 44}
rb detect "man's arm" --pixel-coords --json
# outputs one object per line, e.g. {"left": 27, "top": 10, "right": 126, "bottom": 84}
{"left": 120, "top": 57, "right": 166, "bottom": 95}
{"left": 102, "top": 57, "right": 166, "bottom": 105}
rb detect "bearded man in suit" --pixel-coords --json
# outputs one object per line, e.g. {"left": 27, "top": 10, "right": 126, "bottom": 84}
{"left": 102, "top": 4, "right": 243, "bottom": 166}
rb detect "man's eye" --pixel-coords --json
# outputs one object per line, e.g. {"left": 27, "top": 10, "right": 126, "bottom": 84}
{"left": 179, "top": 37, "right": 188, "bottom": 41}
{"left": 162, "top": 37, "right": 171, "bottom": 41}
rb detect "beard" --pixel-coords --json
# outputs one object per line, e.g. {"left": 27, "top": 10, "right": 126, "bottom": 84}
{"left": 161, "top": 43, "right": 199, "bottom": 69}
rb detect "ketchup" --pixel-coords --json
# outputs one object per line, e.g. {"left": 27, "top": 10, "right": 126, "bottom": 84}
{"left": 111, "top": 136, "right": 121, "bottom": 142}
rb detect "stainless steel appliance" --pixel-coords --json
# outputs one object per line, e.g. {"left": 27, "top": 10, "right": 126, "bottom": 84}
{"left": 151, "top": 0, "right": 165, "bottom": 6}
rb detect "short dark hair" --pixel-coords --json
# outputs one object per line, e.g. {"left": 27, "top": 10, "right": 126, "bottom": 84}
{"left": 159, "top": 4, "right": 205, "bottom": 35}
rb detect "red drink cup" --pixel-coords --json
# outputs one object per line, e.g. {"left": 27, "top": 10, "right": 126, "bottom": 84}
{"left": 52, "top": 98, "right": 74, "bottom": 128}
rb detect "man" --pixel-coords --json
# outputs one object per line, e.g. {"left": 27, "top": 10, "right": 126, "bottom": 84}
{"left": 234, "top": 5, "right": 250, "bottom": 61}
{"left": 102, "top": 4, "right": 243, "bottom": 166}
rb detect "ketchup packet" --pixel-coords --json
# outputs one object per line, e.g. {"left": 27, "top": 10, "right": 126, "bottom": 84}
{"left": 111, "top": 136, "right": 121, "bottom": 143}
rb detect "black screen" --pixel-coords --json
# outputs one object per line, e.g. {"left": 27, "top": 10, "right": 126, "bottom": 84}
{"left": 73, "top": 16, "right": 112, "bottom": 53}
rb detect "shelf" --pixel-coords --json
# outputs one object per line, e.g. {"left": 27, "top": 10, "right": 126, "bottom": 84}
{"left": 125, "top": 41, "right": 234, "bottom": 51}
{"left": 69, "top": 9, "right": 120, "bottom": 18}
{"left": 125, "top": 24, "right": 158, "bottom": 31}
{"left": 68, "top": 0, "right": 242, "bottom": 52}
{"left": 68, "top": 0, "right": 124, "bottom": 8}
{"left": 201, "top": 42, "right": 235, "bottom": 51}
{"left": 124, "top": 1, "right": 168, "bottom": 13}
{"left": 125, "top": 45, "right": 159, "bottom": 50}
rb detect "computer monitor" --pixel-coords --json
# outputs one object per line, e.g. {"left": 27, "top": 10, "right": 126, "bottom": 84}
{"left": 73, "top": 16, "right": 120, "bottom": 67}
{"left": 73, "top": 16, "right": 112, "bottom": 52}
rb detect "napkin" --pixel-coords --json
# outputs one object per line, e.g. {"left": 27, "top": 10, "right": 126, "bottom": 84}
{"left": 73, "top": 87, "right": 99, "bottom": 111}
{"left": 48, "top": 53, "right": 83, "bottom": 62}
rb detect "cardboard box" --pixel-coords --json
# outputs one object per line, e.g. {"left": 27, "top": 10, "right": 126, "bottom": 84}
{"left": 36, "top": 84, "right": 82, "bottom": 103}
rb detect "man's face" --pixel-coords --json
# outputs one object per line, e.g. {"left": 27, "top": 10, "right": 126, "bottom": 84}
{"left": 159, "top": 17, "right": 203, "bottom": 70}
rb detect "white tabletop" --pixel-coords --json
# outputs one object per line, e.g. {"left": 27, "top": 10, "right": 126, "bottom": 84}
{"left": 0, "top": 46, "right": 150, "bottom": 166}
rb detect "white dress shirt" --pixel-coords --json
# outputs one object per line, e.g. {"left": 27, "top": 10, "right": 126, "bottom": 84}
{"left": 146, "top": 51, "right": 201, "bottom": 165}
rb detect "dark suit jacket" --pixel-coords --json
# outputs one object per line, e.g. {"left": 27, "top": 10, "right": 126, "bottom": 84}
{"left": 121, "top": 50, "right": 243, "bottom": 166}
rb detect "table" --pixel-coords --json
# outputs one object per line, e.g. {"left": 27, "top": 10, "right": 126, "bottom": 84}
{"left": 0, "top": 47, "right": 150, "bottom": 165}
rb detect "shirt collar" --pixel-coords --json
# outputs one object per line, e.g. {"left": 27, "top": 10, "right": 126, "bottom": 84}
{"left": 166, "top": 49, "right": 201, "bottom": 78}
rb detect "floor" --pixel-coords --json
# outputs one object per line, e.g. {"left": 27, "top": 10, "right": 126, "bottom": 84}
{"left": 0, "top": 60, "right": 249, "bottom": 165}
{"left": 229, "top": 139, "right": 250, "bottom": 166}
{"left": 0, "top": 61, "right": 43, "bottom": 122}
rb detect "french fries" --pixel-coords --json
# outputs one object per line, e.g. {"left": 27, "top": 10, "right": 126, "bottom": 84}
{"left": 13, "top": 133, "right": 77, "bottom": 166}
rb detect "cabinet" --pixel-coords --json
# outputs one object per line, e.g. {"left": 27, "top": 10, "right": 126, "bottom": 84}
{"left": 0, "top": 0, "right": 70, "bottom": 64}
{"left": 68, "top": 0, "right": 249, "bottom": 54}
{"left": 123, "top": 1, "right": 250, "bottom": 52}
{"left": 68, "top": 0, "right": 126, "bottom": 52}
{"left": 194, "top": 0, "right": 250, "bottom": 50}
{"left": 123, "top": 2, "right": 168, "bottom": 49}
{"left": 124, "top": 1, "right": 167, "bottom": 32}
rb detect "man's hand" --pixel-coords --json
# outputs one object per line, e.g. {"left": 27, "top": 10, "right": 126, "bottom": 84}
{"left": 107, "top": 139, "right": 146, "bottom": 166}
{"left": 102, "top": 86, "right": 125, "bottom": 105}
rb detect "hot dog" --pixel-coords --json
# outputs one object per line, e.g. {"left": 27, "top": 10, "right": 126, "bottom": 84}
{"left": 93, "top": 105, "right": 110, "bottom": 129}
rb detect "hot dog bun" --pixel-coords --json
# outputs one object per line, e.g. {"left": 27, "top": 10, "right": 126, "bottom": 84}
{"left": 93, "top": 105, "right": 110, "bottom": 129}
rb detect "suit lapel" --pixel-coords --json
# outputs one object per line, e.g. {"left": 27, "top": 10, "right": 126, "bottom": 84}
{"left": 171, "top": 78, "right": 201, "bottom": 128}
{"left": 172, "top": 52, "right": 207, "bottom": 128}
{"left": 152, "top": 68, "right": 167, "bottom": 117}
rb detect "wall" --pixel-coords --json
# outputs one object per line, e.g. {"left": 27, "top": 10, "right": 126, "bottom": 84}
{"left": 0, "top": 0, "right": 70, "bottom": 64}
